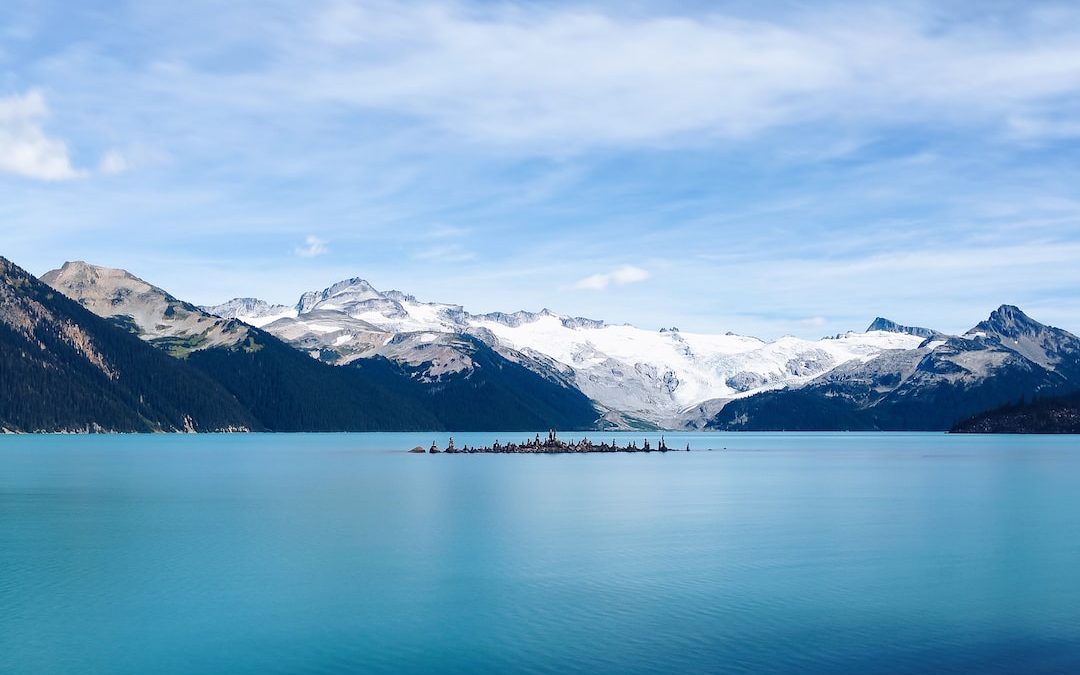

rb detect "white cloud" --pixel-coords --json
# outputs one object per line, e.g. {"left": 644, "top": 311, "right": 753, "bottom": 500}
{"left": 294, "top": 235, "right": 329, "bottom": 257}
{"left": 0, "top": 90, "right": 81, "bottom": 180}
{"left": 574, "top": 265, "right": 651, "bottom": 291}
{"left": 798, "top": 316, "right": 828, "bottom": 329}
{"left": 283, "top": 2, "right": 1080, "bottom": 150}
{"left": 97, "top": 150, "right": 129, "bottom": 175}
{"left": 6, "top": 2, "right": 1080, "bottom": 341}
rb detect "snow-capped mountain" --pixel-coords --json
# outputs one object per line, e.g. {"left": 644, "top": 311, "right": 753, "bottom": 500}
{"left": 206, "top": 280, "right": 511, "bottom": 381}
{"left": 205, "top": 276, "right": 926, "bottom": 426}
{"left": 470, "top": 314, "right": 924, "bottom": 426}
{"left": 199, "top": 297, "right": 296, "bottom": 328}
{"left": 710, "top": 305, "right": 1080, "bottom": 431}
{"left": 34, "top": 261, "right": 1080, "bottom": 432}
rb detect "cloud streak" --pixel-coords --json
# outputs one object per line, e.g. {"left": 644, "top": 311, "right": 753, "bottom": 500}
{"left": 412, "top": 243, "right": 475, "bottom": 263}
{"left": 3, "top": 1, "right": 1080, "bottom": 339}
{"left": 574, "top": 265, "right": 651, "bottom": 291}
{"left": 282, "top": 2, "right": 1080, "bottom": 151}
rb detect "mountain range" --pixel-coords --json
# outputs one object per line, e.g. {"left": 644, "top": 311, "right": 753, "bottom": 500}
{"left": 201, "top": 279, "right": 928, "bottom": 428}
{"left": 709, "top": 305, "right": 1080, "bottom": 431}
{"left": 1, "top": 253, "right": 1076, "bottom": 433}
{"left": 33, "top": 260, "right": 596, "bottom": 433}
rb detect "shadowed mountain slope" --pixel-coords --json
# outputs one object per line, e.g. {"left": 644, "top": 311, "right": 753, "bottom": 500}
{"left": 0, "top": 257, "right": 257, "bottom": 432}
{"left": 952, "top": 390, "right": 1080, "bottom": 433}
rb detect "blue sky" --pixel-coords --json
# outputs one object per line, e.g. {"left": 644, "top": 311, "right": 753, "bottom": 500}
{"left": 2, "top": 0, "right": 1080, "bottom": 338}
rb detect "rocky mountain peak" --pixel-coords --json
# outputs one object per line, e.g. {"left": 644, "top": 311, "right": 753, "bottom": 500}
{"left": 865, "top": 317, "right": 938, "bottom": 339}
{"left": 976, "top": 304, "right": 1042, "bottom": 339}
{"left": 42, "top": 261, "right": 249, "bottom": 353}
{"left": 198, "top": 297, "right": 298, "bottom": 329}
{"left": 967, "top": 305, "right": 1080, "bottom": 371}
{"left": 42, "top": 261, "right": 176, "bottom": 304}
{"left": 296, "top": 277, "right": 383, "bottom": 314}
{"left": 328, "top": 277, "right": 379, "bottom": 295}
{"left": 383, "top": 290, "right": 417, "bottom": 303}
{"left": 216, "top": 297, "right": 270, "bottom": 312}
{"left": 55, "top": 260, "right": 95, "bottom": 275}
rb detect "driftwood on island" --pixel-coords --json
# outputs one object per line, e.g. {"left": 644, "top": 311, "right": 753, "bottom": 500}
{"left": 418, "top": 430, "right": 691, "bottom": 454}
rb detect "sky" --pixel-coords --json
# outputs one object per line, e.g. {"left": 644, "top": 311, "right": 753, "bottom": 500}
{"left": 2, "top": 0, "right": 1080, "bottom": 339}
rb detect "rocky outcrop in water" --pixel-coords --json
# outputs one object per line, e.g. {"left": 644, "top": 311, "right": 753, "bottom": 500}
{"left": 425, "top": 430, "right": 687, "bottom": 453}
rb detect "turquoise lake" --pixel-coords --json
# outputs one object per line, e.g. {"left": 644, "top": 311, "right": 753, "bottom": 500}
{"left": 2, "top": 432, "right": 1079, "bottom": 674}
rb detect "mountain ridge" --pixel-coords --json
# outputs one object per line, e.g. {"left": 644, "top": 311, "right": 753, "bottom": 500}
{"left": 46, "top": 261, "right": 600, "bottom": 431}
{"left": 205, "top": 275, "right": 927, "bottom": 426}
{"left": 865, "top": 317, "right": 940, "bottom": 339}
{"left": 709, "top": 304, "right": 1080, "bottom": 431}
{"left": 6, "top": 255, "right": 1074, "bottom": 433}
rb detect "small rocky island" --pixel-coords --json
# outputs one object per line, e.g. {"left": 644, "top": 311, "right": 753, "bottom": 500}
{"left": 412, "top": 430, "right": 690, "bottom": 454}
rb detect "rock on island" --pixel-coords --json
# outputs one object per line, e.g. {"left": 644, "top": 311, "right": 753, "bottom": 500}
{"left": 419, "top": 430, "right": 689, "bottom": 454}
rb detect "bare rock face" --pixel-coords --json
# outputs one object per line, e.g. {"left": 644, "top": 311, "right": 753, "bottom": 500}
{"left": 968, "top": 305, "right": 1080, "bottom": 373}
{"left": 866, "top": 317, "right": 940, "bottom": 339}
{"left": 42, "top": 261, "right": 251, "bottom": 356}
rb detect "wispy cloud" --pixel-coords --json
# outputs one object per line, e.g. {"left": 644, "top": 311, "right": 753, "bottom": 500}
{"left": 412, "top": 243, "right": 475, "bottom": 263}
{"left": 574, "top": 265, "right": 651, "bottom": 291}
{"left": 4, "top": 2, "right": 1080, "bottom": 339}
{"left": 798, "top": 316, "right": 828, "bottom": 329}
{"left": 427, "top": 224, "right": 470, "bottom": 239}
{"left": 294, "top": 235, "right": 329, "bottom": 257}
{"left": 0, "top": 90, "right": 81, "bottom": 180}
{"left": 288, "top": 2, "right": 1080, "bottom": 151}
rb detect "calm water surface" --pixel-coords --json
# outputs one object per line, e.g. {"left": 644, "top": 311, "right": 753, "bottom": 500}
{"left": 2, "top": 432, "right": 1078, "bottom": 674}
